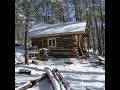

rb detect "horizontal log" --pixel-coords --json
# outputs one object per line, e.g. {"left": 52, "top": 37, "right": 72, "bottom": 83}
{"left": 57, "top": 39, "right": 73, "bottom": 42}
{"left": 52, "top": 68, "right": 70, "bottom": 90}
{"left": 19, "top": 69, "right": 31, "bottom": 75}
{"left": 57, "top": 41, "right": 73, "bottom": 44}
{"left": 57, "top": 39, "right": 73, "bottom": 41}
{"left": 50, "top": 49, "right": 73, "bottom": 52}
{"left": 50, "top": 52, "right": 73, "bottom": 55}
{"left": 56, "top": 35, "right": 72, "bottom": 38}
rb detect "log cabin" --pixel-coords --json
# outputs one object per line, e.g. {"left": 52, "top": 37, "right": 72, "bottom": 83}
{"left": 28, "top": 21, "right": 90, "bottom": 58}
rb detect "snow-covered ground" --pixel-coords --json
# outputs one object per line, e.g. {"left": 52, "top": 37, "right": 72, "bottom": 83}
{"left": 15, "top": 46, "right": 105, "bottom": 90}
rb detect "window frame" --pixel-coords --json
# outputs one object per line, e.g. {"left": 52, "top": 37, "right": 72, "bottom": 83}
{"left": 47, "top": 38, "right": 56, "bottom": 47}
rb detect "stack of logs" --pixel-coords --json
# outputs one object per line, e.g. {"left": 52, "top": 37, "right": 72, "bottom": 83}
{"left": 15, "top": 67, "right": 70, "bottom": 90}
{"left": 39, "top": 49, "right": 49, "bottom": 61}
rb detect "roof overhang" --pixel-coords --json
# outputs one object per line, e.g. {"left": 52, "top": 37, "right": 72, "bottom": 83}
{"left": 29, "top": 31, "right": 85, "bottom": 39}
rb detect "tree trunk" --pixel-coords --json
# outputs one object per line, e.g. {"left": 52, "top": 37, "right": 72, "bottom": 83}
{"left": 99, "top": 0, "right": 105, "bottom": 56}
{"left": 64, "top": 0, "right": 70, "bottom": 22}
{"left": 73, "top": 0, "right": 78, "bottom": 21}
{"left": 90, "top": 20, "right": 96, "bottom": 52}
{"left": 94, "top": 17, "right": 102, "bottom": 55}
{"left": 34, "top": 0, "right": 41, "bottom": 24}
{"left": 87, "top": 36, "right": 90, "bottom": 51}
{"left": 24, "top": 1, "right": 29, "bottom": 65}
{"left": 87, "top": 0, "right": 96, "bottom": 52}
{"left": 25, "top": 30, "right": 29, "bottom": 65}
{"left": 79, "top": 35, "right": 84, "bottom": 56}
{"left": 101, "top": 30, "right": 105, "bottom": 56}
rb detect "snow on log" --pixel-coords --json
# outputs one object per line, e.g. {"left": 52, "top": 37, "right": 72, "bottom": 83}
{"left": 98, "top": 56, "right": 105, "bottom": 61}
{"left": 52, "top": 69, "right": 66, "bottom": 90}
{"left": 52, "top": 68, "right": 70, "bottom": 90}
{"left": 97, "top": 56, "right": 105, "bottom": 65}
{"left": 44, "top": 67, "right": 61, "bottom": 90}
{"left": 19, "top": 69, "right": 31, "bottom": 75}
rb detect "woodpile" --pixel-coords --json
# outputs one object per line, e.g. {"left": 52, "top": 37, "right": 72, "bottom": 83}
{"left": 39, "top": 49, "right": 49, "bottom": 61}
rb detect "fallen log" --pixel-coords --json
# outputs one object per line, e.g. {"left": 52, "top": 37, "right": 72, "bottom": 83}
{"left": 64, "top": 61, "right": 74, "bottom": 64}
{"left": 44, "top": 67, "right": 61, "bottom": 90}
{"left": 15, "top": 73, "right": 48, "bottom": 90}
{"left": 19, "top": 69, "right": 31, "bottom": 75}
{"left": 95, "top": 56, "right": 105, "bottom": 65}
{"left": 52, "top": 68, "right": 70, "bottom": 90}
{"left": 52, "top": 69, "right": 66, "bottom": 90}
{"left": 98, "top": 56, "right": 105, "bottom": 61}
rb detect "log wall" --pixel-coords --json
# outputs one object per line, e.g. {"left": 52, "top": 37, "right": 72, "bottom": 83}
{"left": 31, "top": 35, "right": 79, "bottom": 58}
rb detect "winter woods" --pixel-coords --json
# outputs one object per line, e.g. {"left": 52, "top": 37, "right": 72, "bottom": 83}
{"left": 15, "top": 0, "right": 105, "bottom": 64}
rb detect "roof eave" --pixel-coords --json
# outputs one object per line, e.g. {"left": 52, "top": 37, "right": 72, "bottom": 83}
{"left": 29, "top": 31, "right": 85, "bottom": 39}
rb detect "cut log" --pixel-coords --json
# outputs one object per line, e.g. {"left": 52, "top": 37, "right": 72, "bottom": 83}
{"left": 44, "top": 67, "right": 61, "bottom": 90}
{"left": 15, "top": 73, "right": 48, "bottom": 90}
{"left": 32, "top": 60, "right": 39, "bottom": 65}
{"left": 52, "top": 68, "right": 70, "bottom": 90}
{"left": 64, "top": 61, "right": 75, "bottom": 64}
{"left": 19, "top": 69, "right": 31, "bottom": 75}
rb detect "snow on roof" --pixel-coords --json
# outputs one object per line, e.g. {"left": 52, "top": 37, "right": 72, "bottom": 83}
{"left": 28, "top": 21, "right": 86, "bottom": 38}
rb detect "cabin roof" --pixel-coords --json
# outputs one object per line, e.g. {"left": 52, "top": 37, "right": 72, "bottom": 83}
{"left": 28, "top": 21, "right": 86, "bottom": 38}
